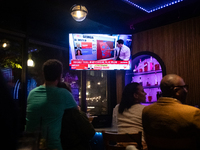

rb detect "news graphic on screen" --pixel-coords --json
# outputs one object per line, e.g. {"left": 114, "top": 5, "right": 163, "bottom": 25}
{"left": 69, "top": 34, "right": 132, "bottom": 70}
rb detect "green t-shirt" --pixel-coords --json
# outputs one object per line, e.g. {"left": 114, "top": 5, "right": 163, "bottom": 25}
{"left": 26, "top": 85, "right": 77, "bottom": 150}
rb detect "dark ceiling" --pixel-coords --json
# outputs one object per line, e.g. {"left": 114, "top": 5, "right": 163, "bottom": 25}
{"left": 1, "top": 0, "right": 200, "bottom": 46}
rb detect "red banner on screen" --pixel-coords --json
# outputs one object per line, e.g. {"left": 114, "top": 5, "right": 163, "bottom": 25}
{"left": 81, "top": 42, "right": 92, "bottom": 49}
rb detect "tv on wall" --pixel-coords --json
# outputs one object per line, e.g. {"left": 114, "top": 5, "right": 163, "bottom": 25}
{"left": 69, "top": 33, "right": 132, "bottom": 70}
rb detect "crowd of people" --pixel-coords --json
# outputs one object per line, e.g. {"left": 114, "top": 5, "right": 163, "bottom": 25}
{"left": 1, "top": 58, "right": 200, "bottom": 150}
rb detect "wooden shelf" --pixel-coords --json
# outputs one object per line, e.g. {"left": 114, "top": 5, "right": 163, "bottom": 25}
{"left": 143, "top": 85, "right": 160, "bottom": 89}
{"left": 126, "top": 70, "right": 162, "bottom": 76}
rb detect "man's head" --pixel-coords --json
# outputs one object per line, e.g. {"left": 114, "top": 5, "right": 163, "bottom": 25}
{"left": 42, "top": 59, "right": 63, "bottom": 82}
{"left": 116, "top": 39, "right": 124, "bottom": 48}
{"left": 160, "top": 74, "right": 188, "bottom": 103}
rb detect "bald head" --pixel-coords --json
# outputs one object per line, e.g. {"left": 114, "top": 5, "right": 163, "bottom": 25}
{"left": 160, "top": 74, "right": 187, "bottom": 102}
{"left": 161, "top": 74, "right": 183, "bottom": 90}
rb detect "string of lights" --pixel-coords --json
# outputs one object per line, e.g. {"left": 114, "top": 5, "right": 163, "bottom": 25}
{"left": 123, "top": 0, "right": 184, "bottom": 13}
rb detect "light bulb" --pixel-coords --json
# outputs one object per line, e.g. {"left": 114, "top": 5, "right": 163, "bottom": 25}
{"left": 2, "top": 43, "right": 7, "bottom": 48}
{"left": 27, "top": 58, "right": 34, "bottom": 67}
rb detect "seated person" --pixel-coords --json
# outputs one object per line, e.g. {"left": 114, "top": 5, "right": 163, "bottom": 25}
{"left": 117, "top": 82, "right": 147, "bottom": 149}
{"left": 58, "top": 82, "right": 95, "bottom": 150}
{"left": 142, "top": 74, "right": 200, "bottom": 149}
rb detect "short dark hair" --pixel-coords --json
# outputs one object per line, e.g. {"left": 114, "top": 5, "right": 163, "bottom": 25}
{"left": 42, "top": 59, "right": 63, "bottom": 81}
{"left": 118, "top": 82, "right": 140, "bottom": 114}
{"left": 117, "top": 39, "right": 124, "bottom": 44}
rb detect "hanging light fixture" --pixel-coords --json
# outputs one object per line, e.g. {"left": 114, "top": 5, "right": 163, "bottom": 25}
{"left": 70, "top": 4, "right": 88, "bottom": 22}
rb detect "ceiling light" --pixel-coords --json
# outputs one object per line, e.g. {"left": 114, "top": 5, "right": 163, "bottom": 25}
{"left": 2, "top": 43, "right": 7, "bottom": 48}
{"left": 70, "top": 4, "right": 88, "bottom": 22}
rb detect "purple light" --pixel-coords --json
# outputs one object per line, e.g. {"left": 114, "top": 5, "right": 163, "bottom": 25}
{"left": 123, "top": 0, "right": 184, "bottom": 13}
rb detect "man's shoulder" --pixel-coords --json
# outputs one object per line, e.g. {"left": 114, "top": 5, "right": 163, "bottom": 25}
{"left": 143, "top": 102, "right": 156, "bottom": 109}
{"left": 56, "top": 87, "right": 72, "bottom": 96}
{"left": 123, "top": 44, "right": 130, "bottom": 49}
{"left": 29, "top": 86, "right": 43, "bottom": 94}
{"left": 180, "top": 103, "right": 200, "bottom": 112}
{"left": 142, "top": 100, "right": 200, "bottom": 114}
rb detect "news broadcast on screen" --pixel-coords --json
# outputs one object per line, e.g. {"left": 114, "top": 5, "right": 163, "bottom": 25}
{"left": 69, "top": 33, "right": 132, "bottom": 70}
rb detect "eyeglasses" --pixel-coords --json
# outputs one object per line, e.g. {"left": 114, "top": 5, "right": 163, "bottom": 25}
{"left": 173, "top": 85, "right": 189, "bottom": 90}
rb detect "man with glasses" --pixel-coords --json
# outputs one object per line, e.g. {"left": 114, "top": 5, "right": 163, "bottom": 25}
{"left": 142, "top": 74, "right": 200, "bottom": 149}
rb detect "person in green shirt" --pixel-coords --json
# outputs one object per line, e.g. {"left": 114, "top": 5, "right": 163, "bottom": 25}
{"left": 26, "top": 59, "right": 77, "bottom": 150}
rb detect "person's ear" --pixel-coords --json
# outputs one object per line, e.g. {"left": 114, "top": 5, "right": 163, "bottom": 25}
{"left": 134, "top": 93, "right": 138, "bottom": 99}
{"left": 173, "top": 87, "right": 180, "bottom": 95}
{"left": 175, "top": 90, "right": 180, "bottom": 96}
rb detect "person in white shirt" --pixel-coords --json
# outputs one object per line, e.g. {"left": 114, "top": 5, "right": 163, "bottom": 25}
{"left": 117, "top": 82, "right": 147, "bottom": 149}
{"left": 114, "top": 39, "right": 131, "bottom": 61}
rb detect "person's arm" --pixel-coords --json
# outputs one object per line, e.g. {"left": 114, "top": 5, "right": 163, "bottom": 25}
{"left": 193, "top": 109, "right": 200, "bottom": 134}
{"left": 123, "top": 47, "right": 131, "bottom": 60}
{"left": 112, "top": 104, "right": 119, "bottom": 128}
{"left": 62, "top": 89, "right": 78, "bottom": 109}
{"left": 62, "top": 109, "right": 95, "bottom": 141}
{"left": 192, "top": 109, "right": 200, "bottom": 149}
{"left": 106, "top": 48, "right": 114, "bottom": 51}
{"left": 76, "top": 110, "right": 95, "bottom": 140}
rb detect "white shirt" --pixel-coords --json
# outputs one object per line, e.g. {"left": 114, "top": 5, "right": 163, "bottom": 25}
{"left": 112, "top": 104, "right": 119, "bottom": 129}
{"left": 114, "top": 44, "right": 131, "bottom": 60}
{"left": 118, "top": 104, "right": 145, "bottom": 141}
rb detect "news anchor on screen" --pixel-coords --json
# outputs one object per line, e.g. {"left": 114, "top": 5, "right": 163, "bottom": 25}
{"left": 113, "top": 39, "right": 131, "bottom": 61}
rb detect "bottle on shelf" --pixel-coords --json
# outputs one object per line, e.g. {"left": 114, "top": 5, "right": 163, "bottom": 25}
{"left": 146, "top": 77, "right": 151, "bottom": 86}
{"left": 131, "top": 76, "right": 134, "bottom": 83}
{"left": 156, "top": 91, "right": 162, "bottom": 100}
{"left": 149, "top": 56, "right": 154, "bottom": 71}
{"left": 133, "top": 65, "right": 138, "bottom": 73}
{"left": 155, "top": 63, "right": 160, "bottom": 70}
{"left": 144, "top": 59, "right": 148, "bottom": 72}
{"left": 138, "top": 59, "right": 143, "bottom": 72}
{"left": 154, "top": 73, "right": 158, "bottom": 86}
{"left": 147, "top": 89, "right": 152, "bottom": 102}
{"left": 152, "top": 57, "right": 160, "bottom": 71}
{"left": 139, "top": 76, "right": 142, "bottom": 86}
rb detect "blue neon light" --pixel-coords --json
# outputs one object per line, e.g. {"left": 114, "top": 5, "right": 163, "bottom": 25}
{"left": 95, "top": 132, "right": 102, "bottom": 135}
{"left": 13, "top": 80, "right": 19, "bottom": 99}
{"left": 122, "top": 0, "right": 184, "bottom": 13}
{"left": 16, "top": 82, "right": 20, "bottom": 99}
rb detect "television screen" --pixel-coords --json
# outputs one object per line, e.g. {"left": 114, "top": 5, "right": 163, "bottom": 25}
{"left": 69, "top": 33, "right": 132, "bottom": 70}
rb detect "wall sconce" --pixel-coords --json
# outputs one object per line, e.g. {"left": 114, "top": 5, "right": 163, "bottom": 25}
{"left": 27, "top": 58, "right": 35, "bottom": 67}
{"left": 70, "top": 4, "right": 88, "bottom": 22}
{"left": 27, "top": 54, "right": 35, "bottom": 67}
{"left": 0, "top": 39, "right": 10, "bottom": 50}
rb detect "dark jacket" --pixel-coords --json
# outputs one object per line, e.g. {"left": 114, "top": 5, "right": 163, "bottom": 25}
{"left": 60, "top": 108, "right": 95, "bottom": 150}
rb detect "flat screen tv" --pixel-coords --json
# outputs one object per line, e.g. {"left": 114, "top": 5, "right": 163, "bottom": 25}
{"left": 69, "top": 33, "right": 132, "bottom": 70}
